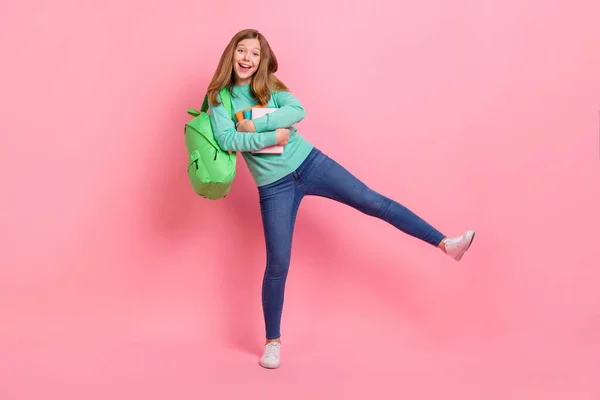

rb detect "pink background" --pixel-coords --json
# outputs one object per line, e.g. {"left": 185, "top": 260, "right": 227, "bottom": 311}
{"left": 1, "top": 0, "right": 599, "bottom": 398}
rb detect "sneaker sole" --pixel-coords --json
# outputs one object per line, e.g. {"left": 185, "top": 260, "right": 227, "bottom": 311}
{"left": 259, "top": 361, "right": 280, "bottom": 369}
{"left": 455, "top": 231, "right": 475, "bottom": 261}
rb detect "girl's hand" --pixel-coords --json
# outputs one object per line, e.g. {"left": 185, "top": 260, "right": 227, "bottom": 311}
{"left": 275, "top": 128, "right": 290, "bottom": 145}
{"left": 236, "top": 119, "right": 256, "bottom": 132}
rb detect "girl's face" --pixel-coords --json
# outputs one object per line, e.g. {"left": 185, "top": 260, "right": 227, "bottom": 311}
{"left": 232, "top": 38, "right": 261, "bottom": 85}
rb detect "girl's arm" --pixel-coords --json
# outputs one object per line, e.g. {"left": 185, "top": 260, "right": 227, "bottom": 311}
{"left": 209, "top": 98, "right": 278, "bottom": 152}
{"left": 252, "top": 91, "right": 306, "bottom": 133}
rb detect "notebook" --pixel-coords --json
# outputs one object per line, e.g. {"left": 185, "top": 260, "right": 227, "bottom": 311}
{"left": 250, "top": 108, "right": 284, "bottom": 154}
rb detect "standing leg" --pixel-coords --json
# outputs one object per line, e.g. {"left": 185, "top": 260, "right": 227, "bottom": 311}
{"left": 257, "top": 175, "right": 303, "bottom": 368}
{"left": 300, "top": 150, "right": 475, "bottom": 259}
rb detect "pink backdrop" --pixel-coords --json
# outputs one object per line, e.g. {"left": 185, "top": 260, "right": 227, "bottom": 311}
{"left": 1, "top": 0, "right": 599, "bottom": 398}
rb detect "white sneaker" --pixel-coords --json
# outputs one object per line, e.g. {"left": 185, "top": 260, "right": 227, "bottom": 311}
{"left": 259, "top": 342, "right": 281, "bottom": 369}
{"left": 443, "top": 230, "right": 476, "bottom": 261}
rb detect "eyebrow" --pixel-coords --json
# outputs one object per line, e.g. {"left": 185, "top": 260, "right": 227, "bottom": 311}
{"left": 237, "top": 44, "right": 261, "bottom": 52}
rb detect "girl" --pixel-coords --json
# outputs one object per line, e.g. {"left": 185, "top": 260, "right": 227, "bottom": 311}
{"left": 207, "top": 29, "right": 475, "bottom": 369}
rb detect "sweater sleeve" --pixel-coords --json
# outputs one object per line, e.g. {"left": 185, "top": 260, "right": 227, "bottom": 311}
{"left": 252, "top": 91, "right": 306, "bottom": 133}
{"left": 209, "top": 97, "right": 278, "bottom": 152}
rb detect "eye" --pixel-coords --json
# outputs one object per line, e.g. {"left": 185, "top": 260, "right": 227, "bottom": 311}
{"left": 253, "top": 53, "right": 259, "bottom": 57}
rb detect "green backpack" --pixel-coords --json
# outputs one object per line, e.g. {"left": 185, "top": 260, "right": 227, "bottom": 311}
{"left": 184, "top": 88, "right": 237, "bottom": 200}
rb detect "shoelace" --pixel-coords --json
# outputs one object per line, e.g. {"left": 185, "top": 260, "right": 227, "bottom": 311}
{"left": 264, "top": 343, "right": 280, "bottom": 358}
{"left": 445, "top": 236, "right": 462, "bottom": 249}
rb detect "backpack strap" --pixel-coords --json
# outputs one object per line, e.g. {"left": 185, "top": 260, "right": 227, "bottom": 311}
{"left": 188, "top": 87, "right": 233, "bottom": 118}
{"left": 219, "top": 88, "right": 233, "bottom": 118}
{"left": 200, "top": 94, "right": 210, "bottom": 114}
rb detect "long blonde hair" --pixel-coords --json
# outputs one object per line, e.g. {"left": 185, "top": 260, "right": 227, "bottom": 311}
{"left": 207, "top": 29, "right": 289, "bottom": 106}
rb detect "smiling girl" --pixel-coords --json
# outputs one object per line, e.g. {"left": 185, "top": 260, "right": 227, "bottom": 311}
{"left": 206, "top": 29, "right": 475, "bottom": 369}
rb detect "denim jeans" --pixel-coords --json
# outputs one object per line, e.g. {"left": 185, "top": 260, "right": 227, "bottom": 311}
{"left": 257, "top": 147, "right": 445, "bottom": 339}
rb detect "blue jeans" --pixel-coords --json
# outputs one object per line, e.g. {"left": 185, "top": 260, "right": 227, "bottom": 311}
{"left": 258, "top": 148, "right": 445, "bottom": 339}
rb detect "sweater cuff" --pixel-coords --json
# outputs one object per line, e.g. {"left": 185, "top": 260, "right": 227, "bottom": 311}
{"left": 261, "top": 131, "right": 278, "bottom": 148}
{"left": 253, "top": 115, "right": 268, "bottom": 133}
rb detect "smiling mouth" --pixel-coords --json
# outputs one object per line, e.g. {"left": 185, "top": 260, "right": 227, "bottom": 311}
{"left": 238, "top": 63, "right": 252, "bottom": 73}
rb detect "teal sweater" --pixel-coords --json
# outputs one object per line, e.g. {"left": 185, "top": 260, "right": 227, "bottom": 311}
{"left": 209, "top": 84, "right": 314, "bottom": 187}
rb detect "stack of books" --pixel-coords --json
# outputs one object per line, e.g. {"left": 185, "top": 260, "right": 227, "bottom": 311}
{"left": 236, "top": 106, "right": 283, "bottom": 154}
